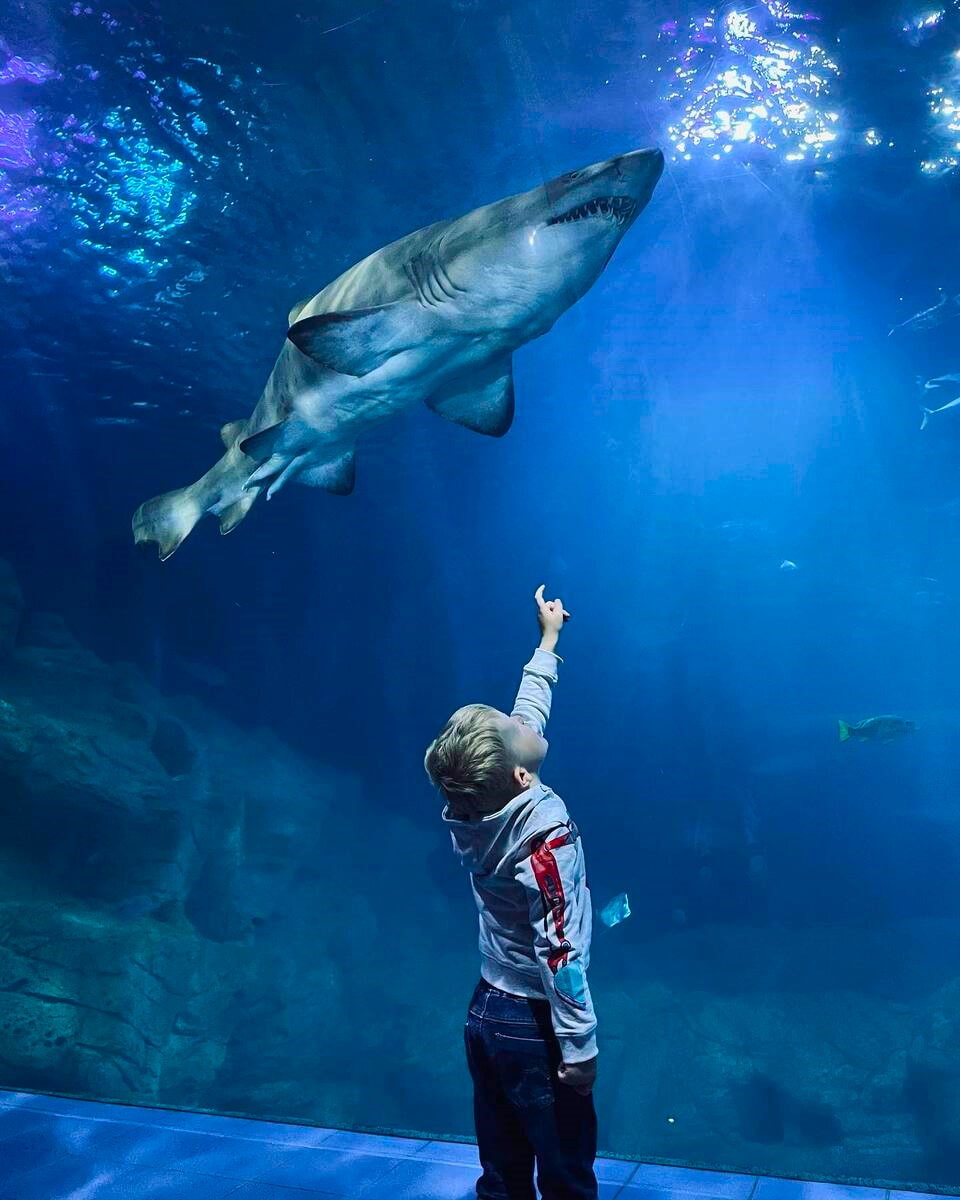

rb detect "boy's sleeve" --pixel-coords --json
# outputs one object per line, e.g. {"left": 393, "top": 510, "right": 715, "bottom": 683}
{"left": 515, "top": 822, "right": 597, "bottom": 1063}
{"left": 510, "top": 648, "right": 561, "bottom": 736}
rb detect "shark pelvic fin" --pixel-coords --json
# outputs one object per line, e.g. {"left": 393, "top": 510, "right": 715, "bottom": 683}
{"left": 247, "top": 449, "right": 357, "bottom": 500}
{"left": 288, "top": 298, "right": 311, "bottom": 326}
{"left": 220, "top": 419, "right": 246, "bottom": 449}
{"left": 288, "top": 302, "right": 422, "bottom": 377}
{"left": 426, "top": 359, "right": 515, "bottom": 437}
{"left": 299, "top": 449, "right": 356, "bottom": 495}
{"left": 217, "top": 489, "right": 258, "bottom": 534}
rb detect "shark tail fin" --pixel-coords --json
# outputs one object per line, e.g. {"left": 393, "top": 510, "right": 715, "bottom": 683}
{"left": 921, "top": 407, "right": 932, "bottom": 431}
{"left": 133, "top": 447, "right": 267, "bottom": 560}
{"left": 838, "top": 720, "right": 851, "bottom": 743}
{"left": 133, "top": 486, "right": 204, "bottom": 561}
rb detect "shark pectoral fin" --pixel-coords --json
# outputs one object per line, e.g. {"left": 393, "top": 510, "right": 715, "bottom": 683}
{"left": 299, "top": 449, "right": 356, "bottom": 495}
{"left": 288, "top": 303, "right": 419, "bottom": 377}
{"left": 427, "top": 359, "right": 515, "bottom": 437}
{"left": 220, "top": 419, "right": 246, "bottom": 449}
{"left": 239, "top": 422, "right": 284, "bottom": 462}
{"left": 288, "top": 297, "right": 312, "bottom": 326}
{"left": 217, "top": 489, "right": 259, "bottom": 534}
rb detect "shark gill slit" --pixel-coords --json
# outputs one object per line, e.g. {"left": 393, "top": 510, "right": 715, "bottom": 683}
{"left": 404, "top": 257, "right": 436, "bottom": 309}
{"left": 435, "top": 256, "right": 465, "bottom": 299}
{"left": 424, "top": 262, "right": 447, "bottom": 306}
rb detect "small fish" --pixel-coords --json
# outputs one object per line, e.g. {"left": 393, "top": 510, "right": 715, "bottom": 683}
{"left": 599, "top": 892, "right": 631, "bottom": 928}
{"left": 924, "top": 373, "right": 960, "bottom": 390}
{"left": 779, "top": 559, "right": 798, "bottom": 571}
{"left": 93, "top": 416, "right": 138, "bottom": 427}
{"left": 889, "top": 291, "right": 960, "bottom": 336}
{"left": 838, "top": 715, "right": 916, "bottom": 744}
{"left": 921, "top": 393, "right": 960, "bottom": 430}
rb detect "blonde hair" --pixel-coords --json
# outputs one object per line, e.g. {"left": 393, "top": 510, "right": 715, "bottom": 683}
{"left": 424, "top": 703, "right": 515, "bottom": 816}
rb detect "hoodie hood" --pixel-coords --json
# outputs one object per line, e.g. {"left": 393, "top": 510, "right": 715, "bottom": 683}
{"left": 442, "top": 782, "right": 560, "bottom": 877}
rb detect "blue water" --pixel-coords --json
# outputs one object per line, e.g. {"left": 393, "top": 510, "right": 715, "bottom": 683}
{"left": 2, "top": 0, "right": 960, "bottom": 1189}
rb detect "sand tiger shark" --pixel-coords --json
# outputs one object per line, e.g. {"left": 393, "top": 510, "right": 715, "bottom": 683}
{"left": 133, "top": 147, "right": 665, "bottom": 559}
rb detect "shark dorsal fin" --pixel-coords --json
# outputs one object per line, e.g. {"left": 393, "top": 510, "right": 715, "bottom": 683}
{"left": 288, "top": 298, "right": 312, "bottom": 326}
{"left": 288, "top": 303, "right": 429, "bottom": 377}
{"left": 426, "top": 358, "right": 515, "bottom": 437}
{"left": 220, "top": 419, "right": 246, "bottom": 449}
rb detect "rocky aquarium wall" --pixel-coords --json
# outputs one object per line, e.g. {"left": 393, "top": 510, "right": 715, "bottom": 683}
{"left": 0, "top": 558, "right": 468, "bottom": 1128}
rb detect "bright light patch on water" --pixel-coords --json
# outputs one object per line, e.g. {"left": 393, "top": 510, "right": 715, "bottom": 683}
{"left": 0, "top": 56, "right": 60, "bottom": 86}
{"left": 0, "top": 110, "right": 38, "bottom": 170}
{"left": 0, "top": 9, "right": 260, "bottom": 290}
{"left": 660, "top": 2, "right": 841, "bottom": 165}
{"left": 922, "top": 48, "right": 960, "bottom": 174}
{"left": 901, "top": 8, "right": 946, "bottom": 45}
{"left": 70, "top": 106, "right": 196, "bottom": 279}
{"left": 0, "top": 53, "right": 59, "bottom": 230}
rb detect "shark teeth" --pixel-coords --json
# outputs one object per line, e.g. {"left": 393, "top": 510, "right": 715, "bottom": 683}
{"left": 547, "top": 196, "right": 637, "bottom": 226}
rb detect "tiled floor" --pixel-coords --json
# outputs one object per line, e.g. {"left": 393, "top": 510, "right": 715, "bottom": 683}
{"left": 0, "top": 1089, "right": 936, "bottom": 1200}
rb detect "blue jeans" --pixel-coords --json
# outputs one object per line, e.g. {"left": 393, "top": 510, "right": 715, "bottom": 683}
{"left": 464, "top": 978, "right": 598, "bottom": 1200}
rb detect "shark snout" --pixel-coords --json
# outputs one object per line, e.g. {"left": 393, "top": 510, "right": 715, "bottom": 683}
{"left": 612, "top": 147, "right": 664, "bottom": 219}
{"left": 614, "top": 147, "right": 665, "bottom": 193}
{"left": 543, "top": 147, "right": 665, "bottom": 228}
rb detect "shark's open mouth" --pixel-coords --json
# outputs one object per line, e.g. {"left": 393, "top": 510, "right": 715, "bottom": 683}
{"left": 547, "top": 196, "right": 637, "bottom": 226}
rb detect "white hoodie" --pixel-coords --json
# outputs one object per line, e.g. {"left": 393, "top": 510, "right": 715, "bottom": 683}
{"left": 442, "top": 649, "right": 598, "bottom": 1063}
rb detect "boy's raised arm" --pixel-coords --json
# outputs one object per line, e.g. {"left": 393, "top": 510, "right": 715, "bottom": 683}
{"left": 510, "top": 585, "right": 570, "bottom": 736}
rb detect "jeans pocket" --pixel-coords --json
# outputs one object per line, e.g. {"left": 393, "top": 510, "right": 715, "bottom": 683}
{"left": 493, "top": 1030, "right": 555, "bottom": 1111}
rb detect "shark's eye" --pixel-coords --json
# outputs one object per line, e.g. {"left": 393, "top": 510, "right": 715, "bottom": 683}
{"left": 565, "top": 171, "right": 583, "bottom": 181}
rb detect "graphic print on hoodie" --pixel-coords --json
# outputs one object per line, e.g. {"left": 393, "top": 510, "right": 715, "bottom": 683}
{"left": 443, "top": 648, "right": 598, "bottom": 1063}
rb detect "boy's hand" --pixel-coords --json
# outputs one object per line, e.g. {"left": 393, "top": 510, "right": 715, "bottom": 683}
{"left": 535, "top": 584, "right": 570, "bottom": 654}
{"left": 558, "top": 1056, "right": 597, "bottom": 1095}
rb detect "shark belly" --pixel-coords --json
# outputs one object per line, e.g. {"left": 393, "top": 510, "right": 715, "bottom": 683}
{"left": 241, "top": 329, "right": 510, "bottom": 499}
{"left": 291, "top": 329, "right": 513, "bottom": 443}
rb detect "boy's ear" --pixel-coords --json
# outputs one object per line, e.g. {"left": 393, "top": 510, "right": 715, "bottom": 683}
{"left": 513, "top": 765, "right": 533, "bottom": 789}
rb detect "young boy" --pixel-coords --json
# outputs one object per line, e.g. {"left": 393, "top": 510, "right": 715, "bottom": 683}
{"left": 424, "top": 585, "right": 598, "bottom": 1200}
